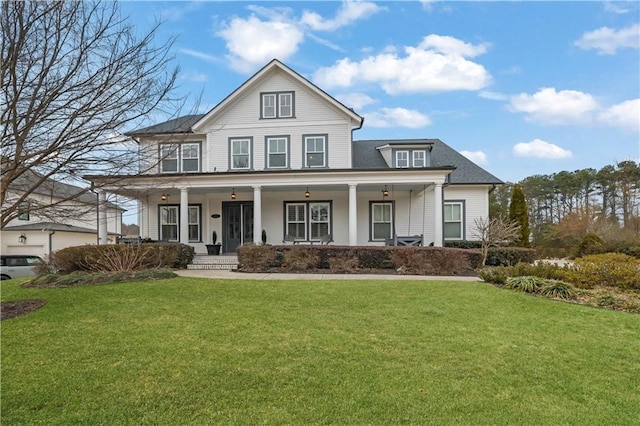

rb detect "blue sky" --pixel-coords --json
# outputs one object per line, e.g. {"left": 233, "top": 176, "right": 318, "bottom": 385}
{"left": 120, "top": 0, "right": 639, "bottom": 184}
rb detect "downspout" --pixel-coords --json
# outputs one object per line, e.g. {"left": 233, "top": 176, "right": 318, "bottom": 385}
{"left": 48, "top": 229, "right": 55, "bottom": 258}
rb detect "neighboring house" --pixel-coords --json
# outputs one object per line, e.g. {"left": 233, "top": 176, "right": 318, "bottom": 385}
{"left": 1, "top": 170, "right": 123, "bottom": 259}
{"left": 87, "top": 59, "right": 502, "bottom": 254}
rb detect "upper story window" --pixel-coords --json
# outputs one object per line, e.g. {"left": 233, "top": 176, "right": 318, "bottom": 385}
{"left": 18, "top": 201, "right": 30, "bottom": 221}
{"left": 413, "top": 150, "right": 426, "bottom": 167}
{"left": 229, "top": 137, "right": 252, "bottom": 170}
{"left": 304, "top": 135, "right": 327, "bottom": 168}
{"left": 159, "top": 142, "right": 200, "bottom": 173}
{"left": 396, "top": 150, "right": 409, "bottom": 168}
{"left": 261, "top": 91, "right": 295, "bottom": 119}
{"left": 266, "top": 136, "right": 289, "bottom": 169}
{"left": 393, "top": 148, "right": 429, "bottom": 168}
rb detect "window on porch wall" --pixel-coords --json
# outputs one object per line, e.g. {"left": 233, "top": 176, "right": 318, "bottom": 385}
{"left": 285, "top": 201, "right": 331, "bottom": 241}
{"left": 160, "top": 206, "right": 178, "bottom": 241}
{"left": 159, "top": 205, "right": 201, "bottom": 242}
{"left": 444, "top": 202, "right": 463, "bottom": 240}
{"left": 371, "top": 202, "right": 393, "bottom": 241}
{"left": 286, "top": 203, "right": 306, "bottom": 240}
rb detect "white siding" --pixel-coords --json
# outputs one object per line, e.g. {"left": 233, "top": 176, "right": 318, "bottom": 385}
{"left": 443, "top": 185, "right": 491, "bottom": 240}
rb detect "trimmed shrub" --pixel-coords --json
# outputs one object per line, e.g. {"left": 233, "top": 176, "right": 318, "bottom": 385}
{"left": 390, "top": 247, "right": 481, "bottom": 275}
{"left": 485, "top": 247, "right": 537, "bottom": 266}
{"left": 237, "top": 244, "right": 280, "bottom": 272}
{"left": 282, "top": 247, "right": 320, "bottom": 271}
{"left": 445, "top": 240, "right": 482, "bottom": 249}
{"left": 51, "top": 243, "right": 194, "bottom": 273}
{"left": 328, "top": 256, "right": 360, "bottom": 273}
{"left": 563, "top": 253, "right": 640, "bottom": 289}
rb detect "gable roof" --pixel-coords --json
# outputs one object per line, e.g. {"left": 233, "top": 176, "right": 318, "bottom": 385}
{"left": 10, "top": 170, "right": 123, "bottom": 209}
{"left": 191, "top": 59, "right": 363, "bottom": 131}
{"left": 126, "top": 114, "right": 205, "bottom": 136}
{"left": 353, "top": 139, "right": 503, "bottom": 185}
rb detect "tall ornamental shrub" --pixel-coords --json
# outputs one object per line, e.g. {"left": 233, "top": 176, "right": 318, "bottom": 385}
{"left": 509, "top": 184, "right": 530, "bottom": 247}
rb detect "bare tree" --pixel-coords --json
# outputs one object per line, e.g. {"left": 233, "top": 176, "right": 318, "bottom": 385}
{"left": 472, "top": 217, "right": 521, "bottom": 266}
{"left": 1, "top": 1, "right": 181, "bottom": 227}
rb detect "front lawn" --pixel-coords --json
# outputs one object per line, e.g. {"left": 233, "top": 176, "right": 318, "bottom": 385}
{"left": 2, "top": 277, "right": 639, "bottom": 424}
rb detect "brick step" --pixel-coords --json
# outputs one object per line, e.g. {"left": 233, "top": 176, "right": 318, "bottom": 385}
{"left": 188, "top": 255, "right": 238, "bottom": 270}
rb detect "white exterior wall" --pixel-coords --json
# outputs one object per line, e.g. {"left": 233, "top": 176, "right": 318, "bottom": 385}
{"left": 443, "top": 185, "right": 491, "bottom": 241}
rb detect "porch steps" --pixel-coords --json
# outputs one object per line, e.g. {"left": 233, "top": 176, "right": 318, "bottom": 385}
{"left": 187, "top": 255, "right": 239, "bottom": 271}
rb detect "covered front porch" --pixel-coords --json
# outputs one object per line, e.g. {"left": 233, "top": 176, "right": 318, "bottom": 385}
{"left": 94, "top": 169, "right": 453, "bottom": 254}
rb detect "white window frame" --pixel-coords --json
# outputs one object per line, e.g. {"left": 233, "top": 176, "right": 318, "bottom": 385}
{"left": 304, "top": 135, "right": 326, "bottom": 168}
{"left": 262, "top": 92, "right": 294, "bottom": 119}
{"left": 396, "top": 150, "right": 409, "bottom": 168}
{"left": 267, "top": 136, "right": 288, "bottom": 169}
{"left": 370, "top": 202, "right": 393, "bottom": 241}
{"left": 412, "top": 150, "right": 426, "bottom": 168}
{"left": 18, "top": 201, "right": 30, "bottom": 221}
{"left": 286, "top": 203, "right": 307, "bottom": 241}
{"left": 159, "top": 204, "right": 201, "bottom": 242}
{"left": 285, "top": 201, "right": 332, "bottom": 242}
{"left": 309, "top": 202, "right": 330, "bottom": 241}
{"left": 279, "top": 93, "right": 293, "bottom": 118}
{"left": 444, "top": 201, "right": 464, "bottom": 240}
{"left": 188, "top": 205, "right": 201, "bottom": 242}
{"left": 160, "top": 142, "right": 200, "bottom": 173}
{"left": 160, "top": 205, "right": 179, "bottom": 242}
{"left": 231, "top": 138, "right": 251, "bottom": 170}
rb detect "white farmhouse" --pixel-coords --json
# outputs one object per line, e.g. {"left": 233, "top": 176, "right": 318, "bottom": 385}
{"left": 87, "top": 60, "right": 502, "bottom": 254}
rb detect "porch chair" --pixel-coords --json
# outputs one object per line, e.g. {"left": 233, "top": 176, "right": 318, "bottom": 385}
{"left": 282, "top": 234, "right": 299, "bottom": 244}
{"left": 319, "top": 234, "right": 333, "bottom": 245}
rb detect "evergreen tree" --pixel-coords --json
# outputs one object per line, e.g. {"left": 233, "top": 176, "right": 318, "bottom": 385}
{"left": 509, "top": 184, "right": 530, "bottom": 247}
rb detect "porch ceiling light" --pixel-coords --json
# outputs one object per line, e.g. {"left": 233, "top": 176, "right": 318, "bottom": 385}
{"left": 382, "top": 185, "right": 389, "bottom": 197}
{"left": 161, "top": 193, "right": 168, "bottom": 202}
{"left": 231, "top": 188, "right": 236, "bottom": 200}
{"left": 305, "top": 186, "right": 310, "bottom": 198}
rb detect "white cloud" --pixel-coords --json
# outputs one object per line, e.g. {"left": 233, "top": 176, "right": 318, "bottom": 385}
{"left": 217, "top": 15, "right": 304, "bottom": 73}
{"left": 508, "top": 87, "right": 599, "bottom": 125}
{"left": 604, "top": 1, "right": 636, "bottom": 15}
{"left": 313, "top": 35, "right": 492, "bottom": 94}
{"left": 365, "top": 107, "right": 431, "bottom": 128}
{"left": 598, "top": 98, "right": 640, "bottom": 132}
{"left": 460, "top": 150, "right": 488, "bottom": 165}
{"left": 574, "top": 24, "right": 640, "bottom": 55}
{"left": 179, "top": 48, "right": 218, "bottom": 64}
{"left": 336, "top": 92, "right": 376, "bottom": 109}
{"left": 513, "top": 139, "right": 572, "bottom": 159}
{"left": 479, "top": 91, "right": 508, "bottom": 101}
{"left": 180, "top": 71, "right": 207, "bottom": 83}
{"left": 300, "top": 1, "right": 385, "bottom": 31}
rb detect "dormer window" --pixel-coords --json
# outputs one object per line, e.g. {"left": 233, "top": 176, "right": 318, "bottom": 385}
{"left": 396, "top": 151, "right": 409, "bottom": 168}
{"left": 261, "top": 92, "right": 294, "bottom": 119}
{"left": 413, "top": 150, "right": 426, "bottom": 167}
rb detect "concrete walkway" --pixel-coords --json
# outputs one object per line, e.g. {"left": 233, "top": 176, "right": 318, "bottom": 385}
{"left": 175, "top": 269, "right": 482, "bottom": 281}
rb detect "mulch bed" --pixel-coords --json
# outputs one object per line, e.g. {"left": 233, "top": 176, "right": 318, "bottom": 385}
{"left": 1, "top": 300, "right": 47, "bottom": 320}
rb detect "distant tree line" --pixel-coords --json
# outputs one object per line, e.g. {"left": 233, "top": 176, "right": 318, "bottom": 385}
{"left": 490, "top": 161, "right": 640, "bottom": 250}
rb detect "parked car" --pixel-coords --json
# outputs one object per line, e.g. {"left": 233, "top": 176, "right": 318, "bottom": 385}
{"left": 0, "top": 255, "right": 43, "bottom": 280}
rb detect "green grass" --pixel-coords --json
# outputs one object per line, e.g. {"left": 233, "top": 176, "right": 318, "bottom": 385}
{"left": 2, "top": 277, "right": 639, "bottom": 425}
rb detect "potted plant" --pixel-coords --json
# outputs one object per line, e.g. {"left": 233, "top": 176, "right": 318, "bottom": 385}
{"left": 261, "top": 229, "right": 267, "bottom": 245}
{"left": 206, "top": 230, "right": 222, "bottom": 255}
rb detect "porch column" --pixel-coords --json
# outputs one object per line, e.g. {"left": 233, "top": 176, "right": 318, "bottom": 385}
{"left": 180, "top": 188, "right": 189, "bottom": 244}
{"left": 348, "top": 184, "right": 358, "bottom": 245}
{"left": 253, "top": 185, "right": 262, "bottom": 244}
{"left": 434, "top": 183, "right": 443, "bottom": 247}
{"left": 97, "top": 190, "right": 108, "bottom": 245}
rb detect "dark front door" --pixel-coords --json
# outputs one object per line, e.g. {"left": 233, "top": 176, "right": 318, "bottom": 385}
{"left": 223, "top": 202, "right": 254, "bottom": 253}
